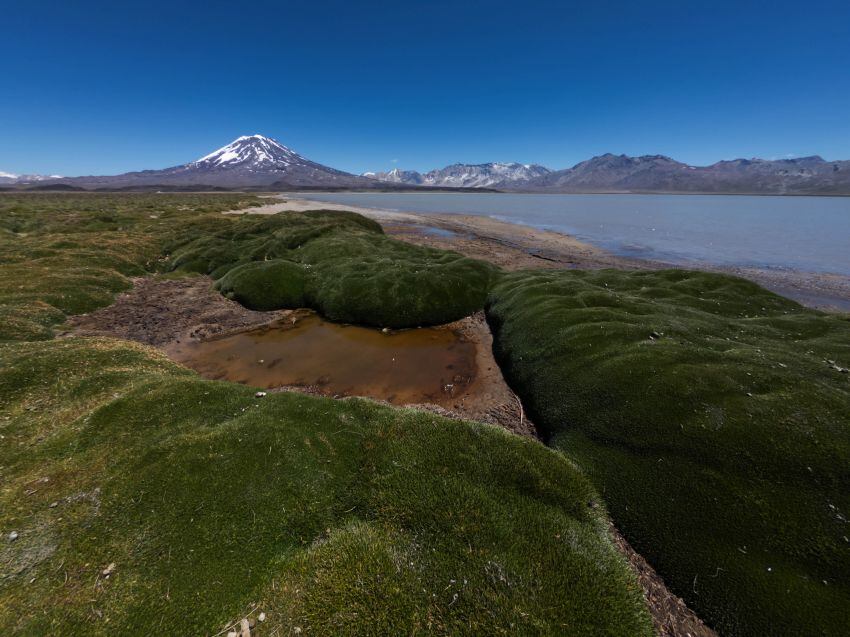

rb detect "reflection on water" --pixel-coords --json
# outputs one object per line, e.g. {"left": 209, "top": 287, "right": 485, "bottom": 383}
{"left": 420, "top": 225, "right": 458, "bottom": 238}
{"left": 167, "top": 313, "right": 477, "bottom": 406}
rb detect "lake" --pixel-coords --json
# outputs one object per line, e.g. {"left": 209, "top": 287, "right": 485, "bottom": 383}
{"left": 299, "top": 193, "right": 850, "bottom": 276}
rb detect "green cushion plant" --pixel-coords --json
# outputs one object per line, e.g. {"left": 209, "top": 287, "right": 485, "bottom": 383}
{"left": 0, "top": 337, "right": 652, "bottom": 636}
{"left": 168, "top": 211, "right": 498, "bottom": 328}
{"left": 486, "top": 268, "right": 850, "bottom": 636}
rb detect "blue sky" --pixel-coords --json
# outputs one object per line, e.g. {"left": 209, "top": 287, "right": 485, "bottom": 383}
{"left": 2, "top": 0, "right": 849, "bottom": 176}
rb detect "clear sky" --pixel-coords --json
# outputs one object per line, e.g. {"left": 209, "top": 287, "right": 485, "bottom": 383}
{"left": 2, "top": 0, "right": 849, "bottom": 176}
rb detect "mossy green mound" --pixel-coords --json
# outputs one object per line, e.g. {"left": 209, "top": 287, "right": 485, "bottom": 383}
{"left": 167, "top": 211, "right": 498, "bottom": 328}
{"left": 216, "top": 258, "right": 307, "bottom": 310}
{"left": 0, "top": 338, "right": 652, "bottom": 635}
{"left": 299, "top": 230, "right": 496, "bottom": 327}
{"left": 486, "top": 268, "right": 850, "bottom": 636}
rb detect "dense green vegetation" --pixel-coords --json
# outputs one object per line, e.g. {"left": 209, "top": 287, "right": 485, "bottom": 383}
{"left": 0, "top": 194, "right": 652, "bottom": 634}
{"left": 1, "top": 195, "right": 493, "bottom": 331}
{"left": 167, "top": 211, "right": 498, "bottom": 328}
{"left": 487, "top": 268, "right": 850, "bottom": 636}
{"left": 0, "top": 337, "right": 651, "bottom": 635}
{"left": 0, "top": 193, "right": 261, "bottom": 340}
{"left": 7, "top": 193, "right": 850, "bottom": 635}
{"left": 216, "top": 258, "right": 308, "bottom": 310}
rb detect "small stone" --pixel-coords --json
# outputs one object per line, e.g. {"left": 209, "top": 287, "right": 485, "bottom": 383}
{"left": 8, "top": 531, "right": 18, "bottom": 542}
{"left": 255, "top": 391, "right": 267, "bottom": 398}
{"left": 381, "top": 327, "right": 390, "bottom": 334}
{"left": 49, "top": 501, "right": 59, "bottom": 508}
{"left": 649, "top": 331, "right": 661, "bottom": 340}
{"left": 102, "top": 562, "right": 116, "bottom": 577}
{"left": 258, "top": 612, "right": 266, "bottom": 622}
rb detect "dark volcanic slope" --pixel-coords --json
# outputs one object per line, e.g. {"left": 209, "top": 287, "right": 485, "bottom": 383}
{"left": 524, "top": 153, "right": 850, "bottom": 194}
{"left": 50, "top": 135, "right": 381, "bottom": 190}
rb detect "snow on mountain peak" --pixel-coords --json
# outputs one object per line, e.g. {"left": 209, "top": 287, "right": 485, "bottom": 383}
{"left": 366, "top": 162, "right": 551, "bottom": 188}
{"left": 193, "top": 134, "right": 304, "bottom": 170}
{"left": 0, "top": 171, "right": 18, "bottom": 179}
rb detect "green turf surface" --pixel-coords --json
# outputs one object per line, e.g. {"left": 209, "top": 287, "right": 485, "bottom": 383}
{"left": 0, "top": 337, "right": 652, "bottom": 635}
{"left": 0, "top": 193, "right": 261, "bottom": 341}
{"left": 486, "top": 268, "right": 850, "bottom": 636}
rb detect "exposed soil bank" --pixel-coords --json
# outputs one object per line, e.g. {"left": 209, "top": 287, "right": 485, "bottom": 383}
{"left": 242, "top": 196, "right": 850, "bottom": 311}
{"left": 611, "top": 526, "right": 716, "bottom": 637}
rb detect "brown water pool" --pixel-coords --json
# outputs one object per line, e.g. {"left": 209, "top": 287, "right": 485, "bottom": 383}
{"left": 166, "top": 313, "right": 478, "bottom": 406}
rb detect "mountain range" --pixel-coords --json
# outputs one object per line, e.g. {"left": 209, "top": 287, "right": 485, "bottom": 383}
{"left": 2, "top": 135, "right": 849, "bottom": 194}
{"left": 0, "top": 171, "right": 64, "bottom": 185}
{"left": 370, "top": 154, "right": 850, "bottom": 195}
{"left": 363, "top": 163, "right": 551, "bottom": 189}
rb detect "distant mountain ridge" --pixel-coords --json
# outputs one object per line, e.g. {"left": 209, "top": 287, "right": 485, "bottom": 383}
{"left": 368, "top": 154, "right": 850, "bottom": 194}
{"left": 366, "top": 153, "right": 850, "bottom": 195}
{"left": 526, "top": 153, "right": 850, "bottom": 195}
{"left": 4, "top": 135, "right": 850, "bottom": 194}
{"left": 0, "top": 171, "right": 64, "bottom": 185}
{"left": 364, "top": 162, "right": 551, "bottom": 189}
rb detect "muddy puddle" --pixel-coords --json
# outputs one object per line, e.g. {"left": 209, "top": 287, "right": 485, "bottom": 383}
{"left": 166, "top": 313, "right": 478, "bottom": 406}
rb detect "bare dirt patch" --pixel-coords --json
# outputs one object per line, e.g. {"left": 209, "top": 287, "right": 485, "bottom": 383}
{"left": 64, "top": 275, "right": 293, "bottom": 347}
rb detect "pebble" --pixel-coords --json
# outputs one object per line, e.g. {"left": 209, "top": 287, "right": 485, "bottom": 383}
{"left": 258, "top": 612, "right": 266, "bottom": 622}
{"left": 255, "top": 391, "right": 267, "bottom": 398}
{"left": 8, "top": 531, "right": 18, "bottom": 542}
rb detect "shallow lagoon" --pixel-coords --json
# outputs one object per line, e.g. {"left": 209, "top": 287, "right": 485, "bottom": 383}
{"left": 301, "top": 192, "right": 850, "bottom": 275}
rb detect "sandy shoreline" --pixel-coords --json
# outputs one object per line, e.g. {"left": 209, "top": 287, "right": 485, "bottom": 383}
{"left": 227, "top": 195, "right": 850, "bottom": 312}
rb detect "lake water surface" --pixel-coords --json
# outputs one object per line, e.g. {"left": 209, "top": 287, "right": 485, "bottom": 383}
{"left": 300, "top": 193, "right": 850, "bottom": 275}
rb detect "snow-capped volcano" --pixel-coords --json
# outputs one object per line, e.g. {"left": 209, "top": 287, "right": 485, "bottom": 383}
{"left": 191, "top": 134, "right": 306, "bottom": 171}
{"left": 39, "top": 134, "right": 380, "bottom": 189}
